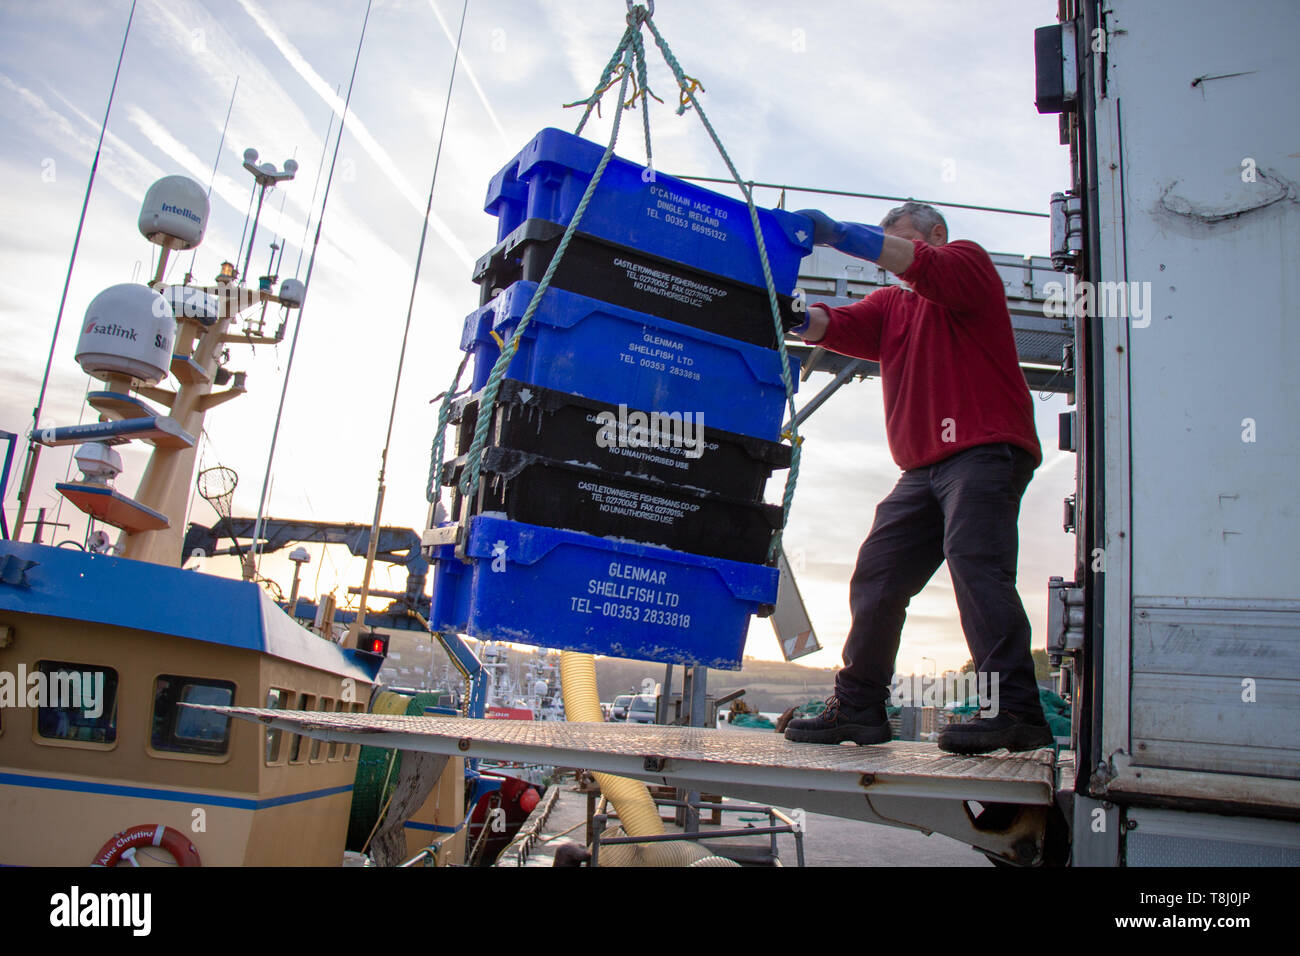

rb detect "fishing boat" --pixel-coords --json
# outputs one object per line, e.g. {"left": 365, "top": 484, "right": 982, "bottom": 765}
{"left": 0, "top": 162, "right": 403, "bottom": 866}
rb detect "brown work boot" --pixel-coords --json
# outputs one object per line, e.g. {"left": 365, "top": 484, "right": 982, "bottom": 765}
{"left": 937, "top": 711, "right": 1053, "bottom": 754}
{"left": 783, "top": 696, "right": 891, "bottom": 745}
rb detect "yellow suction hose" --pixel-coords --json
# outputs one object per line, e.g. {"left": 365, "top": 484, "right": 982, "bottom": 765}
{"left": 559, "top": 652, "right": 665, "bottom": 837}
{"left": 559, "top": 651, "right": 737, "bottom": 867}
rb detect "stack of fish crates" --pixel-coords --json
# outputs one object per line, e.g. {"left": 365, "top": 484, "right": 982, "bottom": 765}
{"left": 428, "top": 128, "right": 812, "bottom": 669}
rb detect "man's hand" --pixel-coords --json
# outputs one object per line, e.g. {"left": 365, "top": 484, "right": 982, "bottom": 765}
{"left": 791, "top": 304, "right": 830, "bottom": 344}
{"left": 798, "top": 208, "right": 847, "bottom": 246}
{"left": 796, "top": 208, "right": 885, "bottom": 262}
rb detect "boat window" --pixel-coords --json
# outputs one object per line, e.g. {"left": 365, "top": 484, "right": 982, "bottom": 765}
{"left": 328, "top": 698, "right": 345, "bottom": 760}
{"left": 290, "top": 693, "right": 316, "bottom": 764}
{"left": 35, "top": 661, "right": 118, "bottom": 745}
{"left": 344, "top": 700, "right": 365, "bottom": 760}
{"left": 311, "top": 698, "right": 332, "bottom": 762}
{"left": 265, "top": 688, "right": 291, "bottom": 763}
{"left": 151, "top": 676, "right": 236, "bottom": 755}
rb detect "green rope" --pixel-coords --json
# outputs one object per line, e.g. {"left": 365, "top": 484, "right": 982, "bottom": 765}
{"left": 427, "top": 14, "right": 646, "bottom": 516}
{"left": 642, "top": 15, "right": 801, "bottom": 559}
{"left": 459, "top": 46, "right": 638, "bottom": 502}
{"left": 571, "top": 20, "right": 638, "bottom": 135}
{"left": 426, "top": 348, "right": 471, "bottom": 503}
{"left": 626, "top": 11, "right": 657, "bottom": 169}
{"left": 430, "top": 1, "right": 801, "bottom": 565}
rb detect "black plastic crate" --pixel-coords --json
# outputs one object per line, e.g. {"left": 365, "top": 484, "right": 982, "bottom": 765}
{"left": 452, "top": 379, "right": 791, "bottom": 500}
{"left": 442, "top": 446, "right": 783, "bottom": 566}
{"left": 473, "top": 218, "right": 801, "bottom": 349}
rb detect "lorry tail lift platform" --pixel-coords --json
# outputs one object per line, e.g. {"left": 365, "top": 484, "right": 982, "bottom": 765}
{"left": 212, "top": 706, "right": 1065, "bottom": 866}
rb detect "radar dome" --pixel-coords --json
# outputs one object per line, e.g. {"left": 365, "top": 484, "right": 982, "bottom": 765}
{"left": 278, "top": 278, "right": 306, "bottom": 307}
{"left": 75, "top": 284, "right": 175, "bottom": 384}
{"left": 138, "top": 175, "right": 209, "bottom": 249}
{"left": 74, "top": 442, "right": 124, "bottom": 484}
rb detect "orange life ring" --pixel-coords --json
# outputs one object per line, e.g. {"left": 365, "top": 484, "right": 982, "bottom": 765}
{"left": 92, "top": 824, "right": 202, "bottom": 867}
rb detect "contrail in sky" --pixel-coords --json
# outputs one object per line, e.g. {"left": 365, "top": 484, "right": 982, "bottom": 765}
{"left": 127, "top": 106, "right": 307, "bottom": 238}
{"left": 3, "top": 74, "right": 163, "bottom": 197}
{"left": 235, "top": 0, "right": 474, "bottom": 268}
{"left": 427, "top": 0, "right": 511, "bottom": 150}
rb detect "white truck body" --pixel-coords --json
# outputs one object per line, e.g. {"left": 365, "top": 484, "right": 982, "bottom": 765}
{"left": 1049, "top": 0, "right": 1300, "bottom": 864}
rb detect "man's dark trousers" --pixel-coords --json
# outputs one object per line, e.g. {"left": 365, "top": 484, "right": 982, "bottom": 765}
{"left": 835, "top": 442, "right": 1042, "bottom": 718}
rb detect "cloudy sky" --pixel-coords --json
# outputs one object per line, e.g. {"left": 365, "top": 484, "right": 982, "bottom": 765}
{"left": 0, "top": 0, "right": 1075, "bottom": 677}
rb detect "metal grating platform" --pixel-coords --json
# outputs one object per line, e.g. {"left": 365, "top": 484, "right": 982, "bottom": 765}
{"left": 210, "top": 707, "right": 1055, "bottom": 807}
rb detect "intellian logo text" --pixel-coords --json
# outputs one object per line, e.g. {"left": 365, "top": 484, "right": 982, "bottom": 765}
{"left": 159, "top": 202, "right": 201, "bottom": 224}
{"left": 50, "top": 886, "right": 151, "bottom": 936}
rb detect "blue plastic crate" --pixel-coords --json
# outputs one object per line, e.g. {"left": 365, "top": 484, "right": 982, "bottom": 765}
{"left": 428, "top": 515, "right": 778, "bottom": 669}
{"left": 462, "top": 281, "right": 799, "bottom": 440}
{"left": 485, "top": 128, "right": 813, "bottom": 291}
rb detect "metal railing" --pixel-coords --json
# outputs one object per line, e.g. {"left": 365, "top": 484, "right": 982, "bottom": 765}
{"left": 591, "top": 797, "right": 805, "bottom": 867}
{"left": 497, "top": 785, "right": 564, "bottom": 866}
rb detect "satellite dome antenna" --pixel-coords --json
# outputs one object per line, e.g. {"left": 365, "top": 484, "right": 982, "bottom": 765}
{"left": 73, "top": 442, "right": 124, "bottom": 486}
{"left": 138, "top": 175, "right": 210, "bottom": 287}
{"left": 74, "top": 283, "right": 175, "bottom": 386}
{"left": 288, "top": 546, "right": 312, "bottom": 607}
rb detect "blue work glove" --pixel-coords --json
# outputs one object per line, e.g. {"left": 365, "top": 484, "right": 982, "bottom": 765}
{"left": 796, "top": 208, "right": 885, "bottom": 262}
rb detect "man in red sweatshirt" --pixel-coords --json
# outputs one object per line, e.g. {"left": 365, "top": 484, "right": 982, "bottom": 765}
{"left": 782, "top": 202, "right": 1051, "bottom": 754}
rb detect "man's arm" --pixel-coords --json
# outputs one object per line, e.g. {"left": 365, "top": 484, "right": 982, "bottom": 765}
{"left": 875, "top": 235, "right": 916, "bottom": 276}
{"left": 795, "top": 304, "right": 831, "bottom": 344}
{"left": 796, "top": 208, "right": 915, "bottom": 275}
{"left": 893, "top": 240, "right": 1002, "bottom": 312}
{"left": 795, "top": 208, "right": 999, "bottom": 313}
{"left": 793, "top": 297, "right": 885, "bottom": 361}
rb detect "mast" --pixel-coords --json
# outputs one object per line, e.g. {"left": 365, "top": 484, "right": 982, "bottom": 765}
{"left": 32, "top": 156, "right": 303, "bottom": 568}
{"left": 12, "top": 0, "right": 138, "bottom": 540}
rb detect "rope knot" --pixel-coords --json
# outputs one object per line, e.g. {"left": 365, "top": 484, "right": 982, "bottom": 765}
{"left": 625, "top": 0, "right": 655, "bottom": 27}
{"left": 563, "top": 61, "right": 634, "bottom": 119}
{"left": 674, "top": 75, "right": 705, "bottom": 114}
{"left": 627, "top": 81, "right": 664, "bottom": 111}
